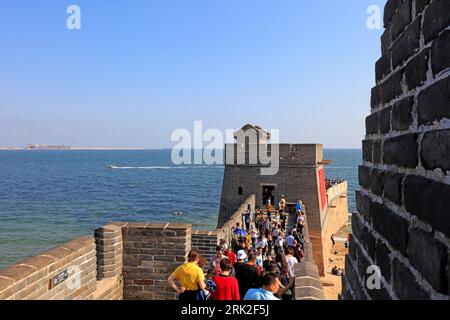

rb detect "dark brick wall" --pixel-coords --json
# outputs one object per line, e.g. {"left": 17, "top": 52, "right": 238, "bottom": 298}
{"left": 342, "top": 0, "right": 450, "bottom": 300}
{"left": 121, "top": 223, "right": 191, "bottom": 300}
{"left": 191, "top": 231, "right": 219, "bottom": 263}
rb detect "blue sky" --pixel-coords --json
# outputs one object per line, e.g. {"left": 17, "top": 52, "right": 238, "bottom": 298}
{"left": 0, "top": 0, "right": 386, "bottom": 149}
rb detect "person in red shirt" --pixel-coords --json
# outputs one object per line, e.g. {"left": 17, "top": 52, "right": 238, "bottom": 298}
{"left": 212, "top": 258, "right": 240, "bottom": 301}
{"left": 223, "top": 246, "right": 236, "bottom": 265}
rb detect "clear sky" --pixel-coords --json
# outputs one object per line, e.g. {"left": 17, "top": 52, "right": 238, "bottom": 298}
{"left": 0, "top": 0, "right": 386, "bottom": 149}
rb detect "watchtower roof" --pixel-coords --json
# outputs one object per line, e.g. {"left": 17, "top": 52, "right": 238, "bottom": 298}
{"left": 233, "top": 124, "right": 271, "bottom": 141}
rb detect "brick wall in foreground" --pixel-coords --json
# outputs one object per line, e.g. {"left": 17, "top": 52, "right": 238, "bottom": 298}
{"left": 0, "top": 237, "right": 97, "bottom": 300}
{"left": 121, "top": 223, "right": 191, "bottom": 300}
{"left": 95, "top": 224, "right": 123, "bottom": 280}
{"left": 94, "top": 224, "right": 124, "bottom": 300}
{"left": 343, "top": 0, "right": 450, "bottom": 300}
{"left": 191, "top": 230, "right": 219, "bottom": 263}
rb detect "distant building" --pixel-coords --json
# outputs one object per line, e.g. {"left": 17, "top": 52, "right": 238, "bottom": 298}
{"left": 25, "top": 144, "right": 71, "bottom": 150}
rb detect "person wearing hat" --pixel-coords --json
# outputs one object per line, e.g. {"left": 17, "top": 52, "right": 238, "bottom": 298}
{"left": 233, "top": 250, "right": 247, "bottom": 293}
{"left": 233, "top": 250, "right": 262, "bottom": 299}
{"left": 233, "top": 249, "right": 247, "bottom": 270}
{"left": 266, "top": 199, "right": 272, "bottom": 208}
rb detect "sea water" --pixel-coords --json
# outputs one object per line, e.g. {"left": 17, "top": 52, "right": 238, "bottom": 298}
{"left": 0, "top": 149, "right": 360, "bottom": 268}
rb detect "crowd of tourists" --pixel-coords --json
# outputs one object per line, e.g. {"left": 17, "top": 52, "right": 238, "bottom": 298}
{"left": 325, "top": 178, "right": 345, "bottom": 190}
{"left": 167, "top": 196, "right": 307, "bottom": 301}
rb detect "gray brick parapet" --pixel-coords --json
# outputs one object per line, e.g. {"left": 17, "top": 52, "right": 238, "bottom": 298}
{"left": 95, "top": 224, "right": 123, "bottom": 280}
{"left": 191, "top": 231, "right": 219, "bottom": 263}
{"left": 217, "top": 194, "right": 255, "bottom": 244}
{"left": 294, "top": 214, "right": 326, "bottom": 300}
{"left": 121, "top": 223, "right": 191, "bottom": 300}
{"left": 0, "top": 237, "right": 97, "bottom": 300}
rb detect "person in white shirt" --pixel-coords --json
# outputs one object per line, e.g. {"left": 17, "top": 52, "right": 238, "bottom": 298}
{"left": 286, "top": 232, "right": 295, "bottom": 248}
{"left": 296, "top": 212, "right": 305, "bottom": 234}
{"left": 272, "top": 226, "right": 280, "bottom": 239}
{"left": 275, "top": 233, "right": 283, "bottom": 249}
{"left": 219, "top": 239, "right": 228, "bottom": 251}
{"left": 285, "top": 248, "right": 298, "bottom": 278}
{"left": 257, "top": 234, "right": 268, "bottom": 251}
{"left": 296, "top": 212, "right": 305, "bottom": 225}
{"left": 256, "top": 247, "right": 265, "bottom": 269}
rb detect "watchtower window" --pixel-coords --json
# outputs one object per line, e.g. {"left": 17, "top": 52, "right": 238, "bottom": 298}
{"left": 238, "top": 186, "right": 243, "bottom": 195}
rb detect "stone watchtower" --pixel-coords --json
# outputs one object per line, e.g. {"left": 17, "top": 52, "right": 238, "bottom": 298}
{"left": 217, "top": 124, "right": 349, "bottom": 274}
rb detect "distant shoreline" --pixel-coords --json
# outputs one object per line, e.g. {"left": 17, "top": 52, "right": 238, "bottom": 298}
{"left": 71, "top": 147, "right": 145, "bottom": 150}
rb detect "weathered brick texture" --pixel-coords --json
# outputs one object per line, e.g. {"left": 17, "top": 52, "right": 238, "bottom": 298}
{"left": 392, "top": 96, "right": 414, "bottom": 130}
{"left": 95, "top": 224, "right": 123, "bottom": 280}
{"left": 404, "top": 175, "right": 450, "bottom": 236}
{"left": 417, "top": 76, "right": 450, "bottom": 125}
{"left": 191, "top": 231, "right": 219, "bottom": 263}
{"left": 92, "top": 276, "right": 123, "bottom": 300}
{"left": 121, "top": 223, "right": 191, "bottom": 300}
{"left": 217, "top": 194, "right": 255, "bottom": 245}
{"left": 0, "top": 237, "right": 97, "bottom": 300}
{"left": 343, "top": 0, "right": 450, "bottom": 300}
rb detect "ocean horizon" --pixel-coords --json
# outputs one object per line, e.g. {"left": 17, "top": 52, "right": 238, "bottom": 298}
{"left": 0, "top": 148, "right": 361, "bottom": 269}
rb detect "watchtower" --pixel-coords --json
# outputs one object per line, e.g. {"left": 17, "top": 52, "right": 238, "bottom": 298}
{"left": 217, "top": 124, "right": 349, "bottom": 274}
